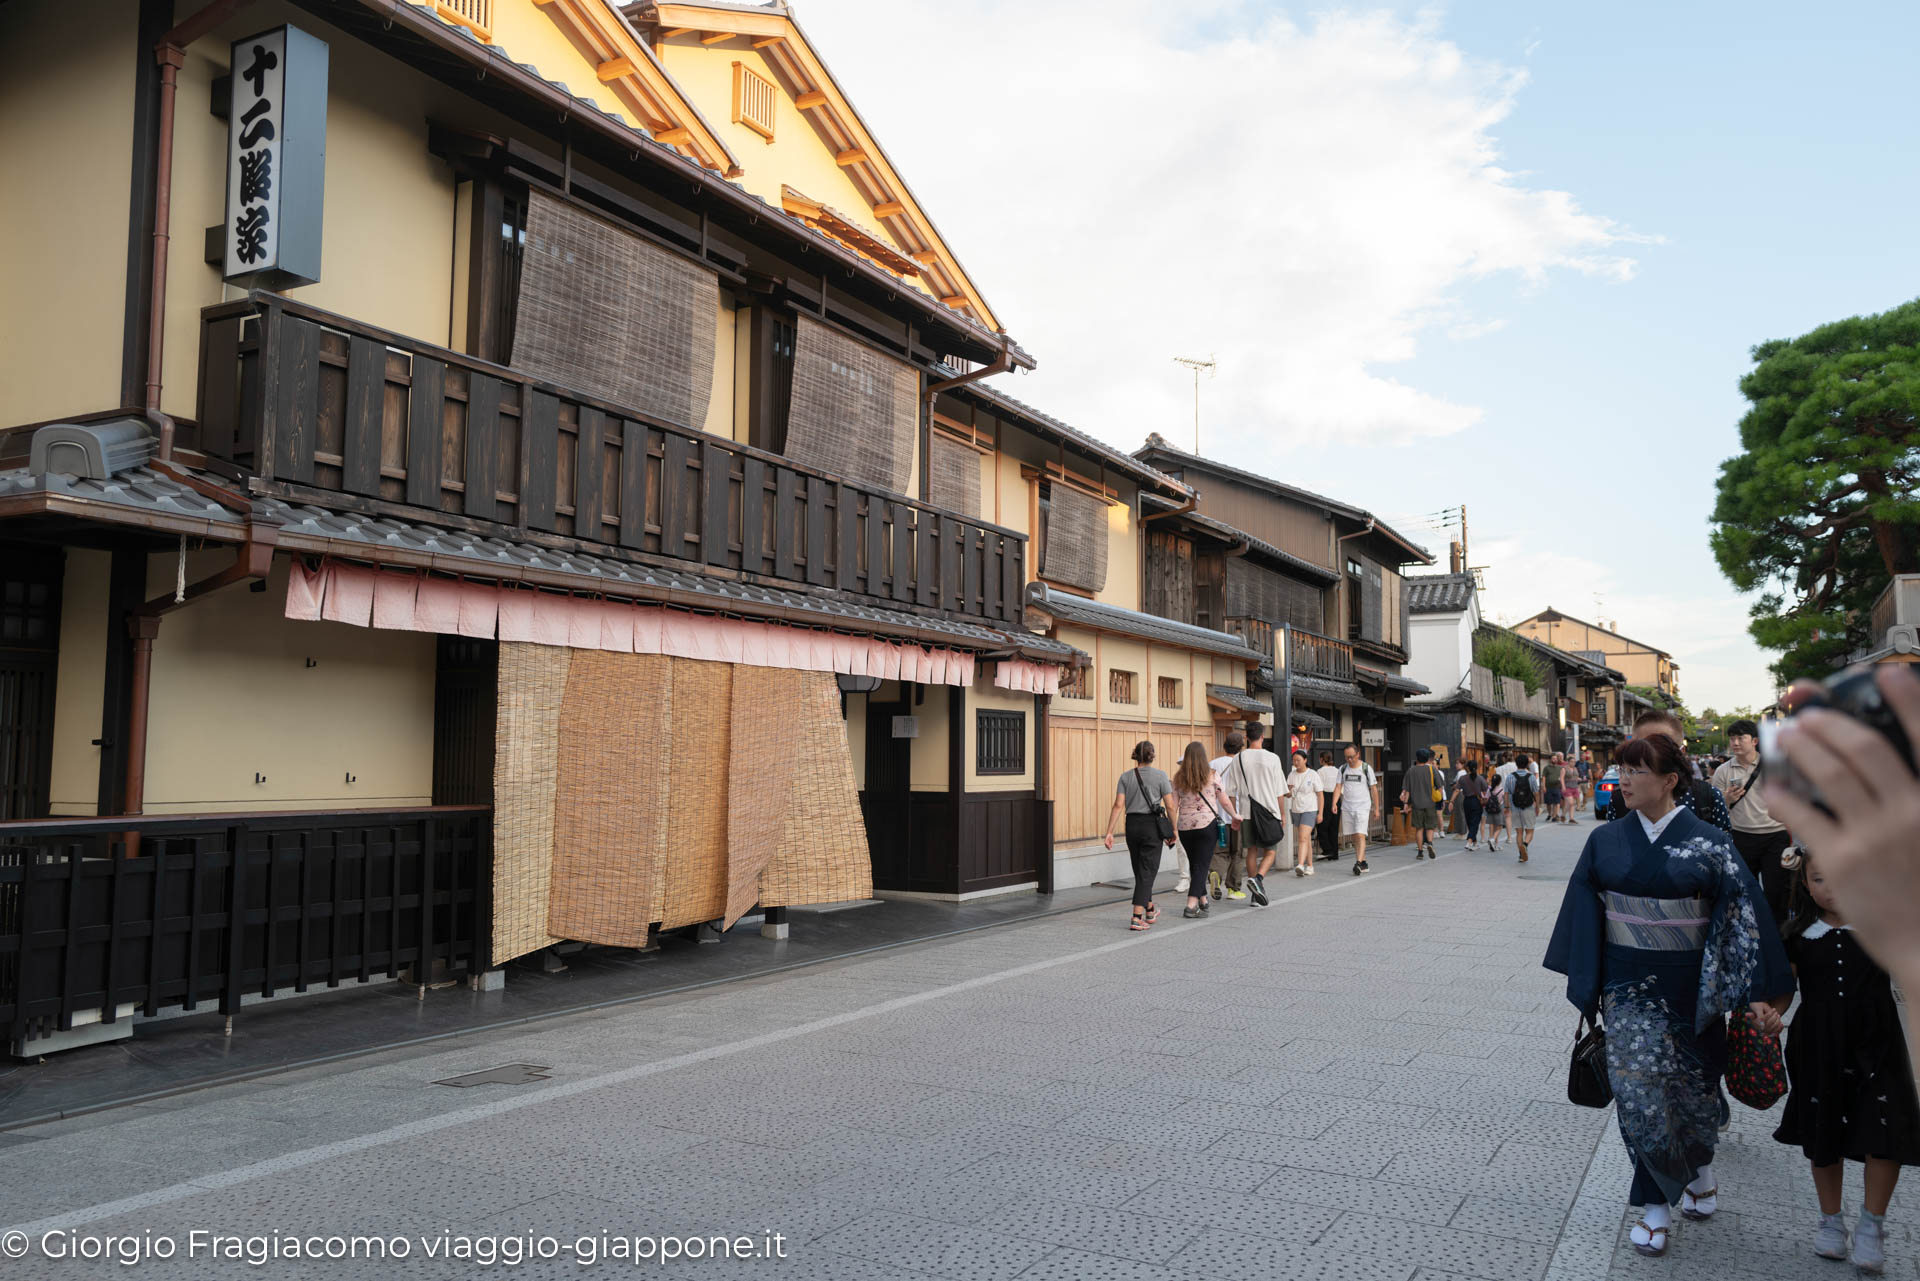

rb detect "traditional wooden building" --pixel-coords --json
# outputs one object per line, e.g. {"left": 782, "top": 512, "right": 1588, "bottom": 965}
{"left": 0, "top": 0, "right": 1085, "bottom": 1052}
{"left": 1514, "top": 608, "right": 1681, "bottom": 704}
{"left": 1131, "top": 434, "right": 1434, "bottom": 824}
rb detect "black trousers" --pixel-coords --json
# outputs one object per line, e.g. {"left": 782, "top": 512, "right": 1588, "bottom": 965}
{"left": 1124, "top": 814, "right": 1166, "bottom": 909}
{"left": 1731, "top": 828, "right": 1793, "bottom": 926}
{"left": 1462, "top": 796, "right": 1484, "bottom": 842}
{"left": 1316, "top": 808, "right": 1340, "bottom": 859}
{"left": 1178, "top": 824, "right": 1218, "bottom": 896}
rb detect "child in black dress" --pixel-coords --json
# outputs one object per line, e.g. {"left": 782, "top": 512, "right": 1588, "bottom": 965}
{"left": 1774, "top": 851, "right": 1920, "bottom": 1274}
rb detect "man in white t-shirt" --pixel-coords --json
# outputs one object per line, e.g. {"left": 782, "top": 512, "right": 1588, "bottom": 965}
{"left": 1338, "top": 744, "right": 1380, "bottom": 874}
{"left": 1207, "top": 732, "right": 1250, "bottom": 902}
{"left": 1315, "top": 751, "right": 1343, "bottom": 863}
{"left": 1223, "top": 722, "right": 1288, "bottom": 907}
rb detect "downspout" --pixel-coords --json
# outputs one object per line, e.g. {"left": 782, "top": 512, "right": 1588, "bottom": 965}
{"left": 144, "top": 0, "right": 256, "bottom": 455}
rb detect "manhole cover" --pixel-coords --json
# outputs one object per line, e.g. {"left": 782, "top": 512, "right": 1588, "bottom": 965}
{"left": 434, "top": 1063, "right": 552, "bottom": 1088}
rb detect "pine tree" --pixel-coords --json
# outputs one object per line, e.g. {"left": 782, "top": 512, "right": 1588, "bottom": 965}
{"left": 1711, "top": 299, "right": 1920, "bottom": 682}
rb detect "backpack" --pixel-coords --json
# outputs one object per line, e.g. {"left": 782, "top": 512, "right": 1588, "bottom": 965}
{"left": 1510, "top": 770, "right": 1536, "bottom": 810}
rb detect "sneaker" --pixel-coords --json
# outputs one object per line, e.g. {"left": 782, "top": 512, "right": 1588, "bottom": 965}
{"left": 1353, "top": 859, "right": 1368, "bottom": 875}
{"left": 1415, "top": 848, "right": 1425, "bottom": 860}
{"left": 1248, "top": 877, "right": 1270, "bottom": 907}
{"left": 1294, "top": 864, "right": 1306, "bottom": 878}
{"left": 1302, "top": 862, "right": 1315, "bottom": 877}
{"left": 1813, "top": 1212, "right": 1849, "bottom": 1261}
{"left": 1198, "top": 897, "right": 1210, "bottom": 914}
{"left": 1208, "top": 870, "right": 1223, "bottom": 900}
{"left": 1466, "top": 841, "right": 1477, "bottom": 851}
{"left": 1225, "top": 886, "right": 1248, "bottom": 900}
{"left": 1174, "top": 878, "right": 1190, "bottom": 894}
{"left": 1182, "top": 905, "right": 1201, "bottom": 919}
{"left": 1853, "top": 1212, "right": 1886, "bottom": 1273}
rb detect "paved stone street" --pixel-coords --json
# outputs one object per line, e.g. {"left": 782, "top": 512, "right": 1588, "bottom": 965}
{"left": 1, "top": 820, "right": 1910, "bottom": 1281}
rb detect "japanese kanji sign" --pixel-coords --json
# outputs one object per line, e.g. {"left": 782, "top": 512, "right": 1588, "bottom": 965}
{"left": 222, "top": 25, "right": 328, "bottom": 286}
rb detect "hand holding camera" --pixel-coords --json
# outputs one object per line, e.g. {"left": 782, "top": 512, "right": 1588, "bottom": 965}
{"left": 1763, "top": 664, "right": 1920, "bottom": 986}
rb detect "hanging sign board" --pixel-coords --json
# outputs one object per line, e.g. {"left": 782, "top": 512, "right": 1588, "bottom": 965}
{"left": 891, "top": 716, "right": 919, "bottom": 739}
{"left": 223, "top": 25, "right": 328, "bottom": 287}
{"left": 1360, "top": 728, "right": 1386, "bottom": 747}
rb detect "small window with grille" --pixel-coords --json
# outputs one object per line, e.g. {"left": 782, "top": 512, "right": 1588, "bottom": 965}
{"left": 732, "top": 62, "right": 777, "bottom": 140}
{"left": 1058, "top": 665, "right": 1090, "bottom": 700}
{"left": 1109, "top": 669, "right": 1138, "bottom": 705}
{"left": 976, "top": 710, "right": 1026, "bottom": 775}
{"left": 1157, "top": 676, "right": 1182, "bottom": 709}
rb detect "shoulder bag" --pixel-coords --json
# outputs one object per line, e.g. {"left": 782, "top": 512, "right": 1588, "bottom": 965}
{"left": 1236, "top": 755, "right": 1288, "bottom": 847}
{"left": 1567, "top": 1016, "right": 1611, "bottom": 1108}
{"left": 1136, "top": 767, "right": 1176, "bottom": 844}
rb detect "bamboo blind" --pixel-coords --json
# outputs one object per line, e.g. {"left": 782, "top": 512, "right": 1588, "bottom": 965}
{"left": 783, "top": 315, "right": 917, "bottom": 494}
{"left": 928, "top": 432, "right": 982, "bottom": 517}
{"left": 512, "top": 191, "right": 718, "bottom": 430}
{"left": 490, "top": 643, "right": 570, "bottom": 964}
{"left": 1041, "top": 482, "right": 1109, "bottom": 593}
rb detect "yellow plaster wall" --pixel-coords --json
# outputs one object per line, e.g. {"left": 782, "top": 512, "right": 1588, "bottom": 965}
{"left": 653, "top": 39, "right": 920, "bottom": 274}
{"left": 964, "top": 682, "right": 1035, "bottom": 792}
{"left": 1098, "top": 636, "right": 1150, "bottom": 719}
{"left": 160, "top": 2, "right": 471, "bottom": 417}
{"left": 138, "top": 553, "right": 435, "bottom": 812}
{"left": 909, "top": 684, "right": 949, "bottom": 791}
{"left": 845, "top": 689, "right": 867, "bottom": 789}
{"left": 730, "top": 306, "right": 752, "bottom": 444}
{"left": 488, "top": 1, "right": 643, "bottom": 127}
{"left": 1102, "top": 486, "right": 1142, "bottom": 612}
{"left": 702, "top": 300, "right": 738, "bottom": 440}
{"left": 0, "top": 0, "right": 136, "bottom": 425}
{"left": 47, "top": 551, "right": 111, "bottom": 817}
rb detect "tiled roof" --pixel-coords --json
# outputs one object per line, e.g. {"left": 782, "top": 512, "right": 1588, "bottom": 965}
{"left": 1355, "top": 666, "right": 1431, "bottom": 696}
{"left": 1025, "top": 584, "right": 1263, "bottom": 663}
{"left": 1404, "top": 573, "right": 1478, "bottom": 614}
{"left": 945, "top": 382, "right": 1190, "bottom": 496}
{"left": 0, "top": 464, "right": 1078, "bottom": 662}
{"left": 1206, "top": 684, "right": 1271, "bottom": 716}
{"left": 1177, "top": 511, "right": 1340, "bottom": 585}
{"left": 1286, "top": 674, "right": 1374, "bottom": 708}
{"left": 1132, "top": 435, "right": 1434, "bottom": 566}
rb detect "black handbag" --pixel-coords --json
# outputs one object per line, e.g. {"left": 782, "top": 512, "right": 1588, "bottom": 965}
{"left": 1136, "top": 768, "right": 1176, "bottom": 844}
{"left": 1236, "top": 757, "right": 1288, "bottom": 847}
{"left": 1568, "top": 1016, "right": 1612, "bottom": 1108}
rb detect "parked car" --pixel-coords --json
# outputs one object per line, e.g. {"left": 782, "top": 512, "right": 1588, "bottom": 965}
{"left": 1595, "top": 765, "right": 1620, "bottom": 818}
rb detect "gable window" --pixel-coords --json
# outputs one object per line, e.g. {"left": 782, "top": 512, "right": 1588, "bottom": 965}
{"left": 732, "top": 62, "right": 777, "bottom": 140}
{"left": 1108, "top": 669, "right": 1138, "bottom": 705}
{"left": 1157, "top": 677, "right": 1182, "bottom": 710}
{"left": 975, "top": 710, "right": 1026, "bottom": 775}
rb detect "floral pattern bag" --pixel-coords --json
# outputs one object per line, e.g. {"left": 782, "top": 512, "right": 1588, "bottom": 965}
{"left": 1725, "top": 1014, "right": 1787, "bottom": 1110}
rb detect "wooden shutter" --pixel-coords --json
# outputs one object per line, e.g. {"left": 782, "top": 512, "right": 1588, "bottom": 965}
{"left": 783, "top": 315, "right": 917, "bottom": 494}
{"left": 511, "top": 190, "right": 718, "bottom": 430}
{"left": 1040, "top": 482, "right": 1109, "bottom": 593}
{"left": 1361, "top": 557, "right": 1384, "bottom": 643}
{"left": 928, "top": 432, "right": 981, "bottom": 516}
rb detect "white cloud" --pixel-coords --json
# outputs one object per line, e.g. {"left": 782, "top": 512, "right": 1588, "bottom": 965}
{"left": 788, "top": 0, "right": 1639, "bottom": 450}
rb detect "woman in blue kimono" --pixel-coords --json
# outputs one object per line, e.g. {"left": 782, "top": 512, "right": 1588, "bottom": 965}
{"left": 1545, "top": 732, "right": 1794, "bottom": 1258}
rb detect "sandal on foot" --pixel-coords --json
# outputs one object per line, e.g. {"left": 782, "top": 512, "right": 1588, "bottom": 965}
{"left": 1680, "top": 1186, "right": 1717, "bottom": 1221}
{"left": 1629, "top": 1221, "right": 1669, "bottom": 1257}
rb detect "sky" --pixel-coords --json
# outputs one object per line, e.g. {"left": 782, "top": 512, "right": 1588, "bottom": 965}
{"left": 785, "top": 0, "right": 1920, "bottom": 714}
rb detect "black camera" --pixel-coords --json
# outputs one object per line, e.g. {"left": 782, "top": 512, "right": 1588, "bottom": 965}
{"left": 1761, "top": 663, "right": 1919, "bottom": 813}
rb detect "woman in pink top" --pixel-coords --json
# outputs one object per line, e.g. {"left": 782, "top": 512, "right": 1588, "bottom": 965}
{"left": 1173, "top": 741, "right": 1238, "bottom": 919}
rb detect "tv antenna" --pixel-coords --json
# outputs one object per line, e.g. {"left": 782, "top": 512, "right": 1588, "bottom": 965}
{"left": 1172, "top": 355, "right": 1216, "bottom": 453}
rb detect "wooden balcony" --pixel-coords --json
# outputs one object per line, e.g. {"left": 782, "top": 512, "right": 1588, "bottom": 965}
{"left": 195, "top": 294, "right": 1027, "bottom": 627}
{"left": 1222, "top": 617, "right": 1355, "bottom": 683}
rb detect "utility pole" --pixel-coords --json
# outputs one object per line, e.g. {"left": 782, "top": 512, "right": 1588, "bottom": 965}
{"left": 1459, "top": 504, "right": 1468, "bottom": 568}
{"left": 1172, "top": 355, "right": 1215, "bottom": 453}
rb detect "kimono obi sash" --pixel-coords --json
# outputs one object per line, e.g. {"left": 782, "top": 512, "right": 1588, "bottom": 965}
{"left": 1602, "top": 892, "right": 1711, "bottom": 951}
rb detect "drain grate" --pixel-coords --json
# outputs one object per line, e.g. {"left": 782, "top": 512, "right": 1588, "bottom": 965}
{"left": 433, "top": 1063, "right": 552, "bottom": 1088}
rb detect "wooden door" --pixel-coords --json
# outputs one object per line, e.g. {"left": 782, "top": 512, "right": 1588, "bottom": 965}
{"left": 0, "top": 544, "right": 62, "bottom": 820}
{"left": 862, "top": 699, "right": 913, "bottom": 890}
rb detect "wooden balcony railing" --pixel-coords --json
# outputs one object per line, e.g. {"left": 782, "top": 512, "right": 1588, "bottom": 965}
{"left": 1221, "top": 618, "right": 1356, "bottom": 683}
{"left": 195, "top": 294, "right": 1027, "bottom": 627}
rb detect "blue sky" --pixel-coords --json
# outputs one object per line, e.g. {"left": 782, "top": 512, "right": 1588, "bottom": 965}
{"left": 803, "top": 0, "right": 1920, "bottom": 711}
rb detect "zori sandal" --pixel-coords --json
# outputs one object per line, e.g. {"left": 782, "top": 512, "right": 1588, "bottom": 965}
{"left": 1629, "top": 1220, "right": 1669, "bottom": 1257}
{"left": 1680, "top": 1186, "right": 1717, "bottom": 1221}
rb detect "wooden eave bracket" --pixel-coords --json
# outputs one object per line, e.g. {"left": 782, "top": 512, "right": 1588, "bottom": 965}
{"left": 1019, "top": 461, "right": 1120, "bottom": 505}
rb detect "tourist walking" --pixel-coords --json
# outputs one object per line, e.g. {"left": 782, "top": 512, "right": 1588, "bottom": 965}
{"left": 1711, "top": 719, "right": 1791, "bottom": 926}
{"left": 1285, "top": 750, "right": 1324, "bottom": 877}
{"left": 1223, "top": 722, "right": 1288, "bottom": 906}
{"left": 1773, "top": 852, "right": 1920, "bottom": 1273}
{"left": 1400, "top": 747, "right": 1445, "bottom": 860}
{"left": 1208, "top": 731, "right": 1250, "bottom": 902}
{"left": 1503, "top": 753, "right": 1541, "bottom": 863}
{"left": 1102, "top": 741, "right": 1177, "bottom": 931}
{"left": 1482, "top": 768, "right": 1504, "bottom": 850}
{"left": 1338, "top": 744, "right": 1379, "bottom": 875}
{"left": 1315, "top": 750, "right": 1342, "bottom": 862}
{"left": 1450, "top": 760, "right": 1487, "bottom": 850}
{"left": 1171, "top": 741, "right": 1237, "bottom": 919}
{"left": 1577, "top": 748, "right": 1595, "bottom": 812}
{"left": 1544, "top": 731, "right": 1794, "bottom": 1260}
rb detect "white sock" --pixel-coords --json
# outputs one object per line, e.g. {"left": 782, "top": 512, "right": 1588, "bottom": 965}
{"left": 1687, "top": 1165, "right": 1715, "bottom": 1195}
{"left": 1642, "top": 1204, "right": 1671, "bottom": 1231}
